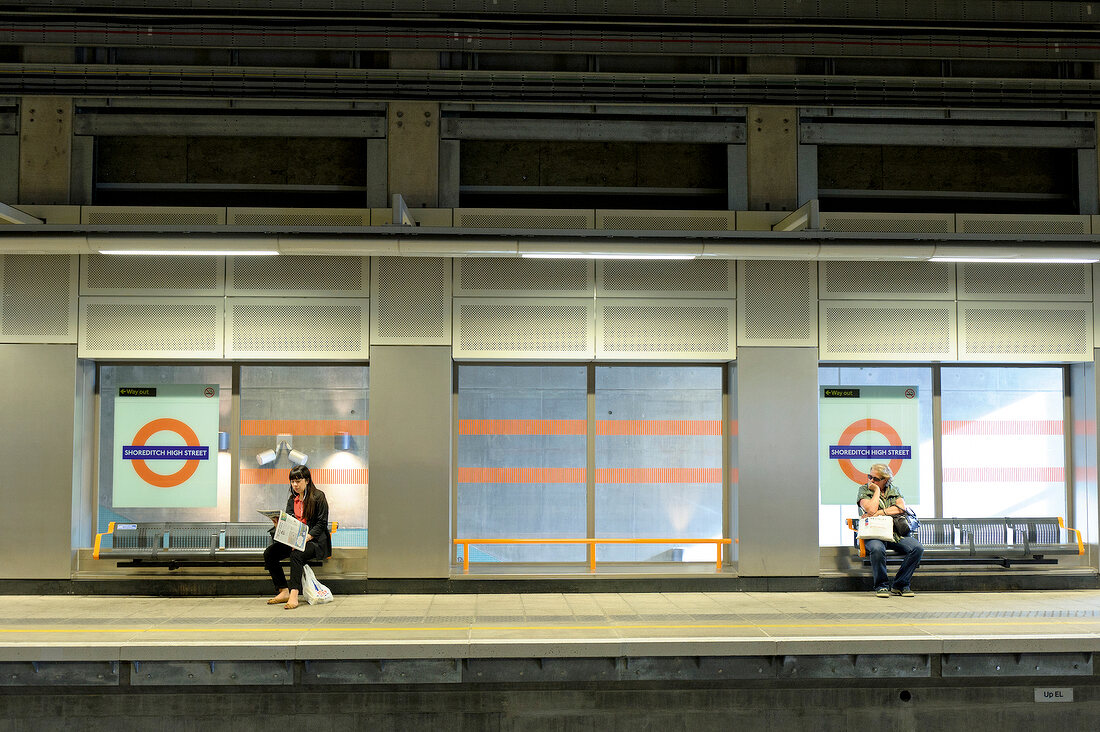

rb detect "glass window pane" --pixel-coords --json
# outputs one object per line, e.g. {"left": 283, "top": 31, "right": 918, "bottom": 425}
{"left": 97, "top": 365, "right": 233, "bottom": 533}
{"left": 941, "top": 366, "right": 1066, "bottom": 518}
{"left": 240, "top": 366, "right": 369, "bottom": 547}
{"left": 456, "top": 365, "right": 588, "bottom": 563}
{"left": 817, "top": 366, "right": 933, "bottom": 546}
{"left": 594, "top": 365, "right": 723, "bottom": 562}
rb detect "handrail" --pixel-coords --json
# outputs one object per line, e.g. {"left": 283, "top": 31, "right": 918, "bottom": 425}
{"left": 452, "top": 537, "right": 734, "bottom": 573}
{"left": 1058, "top": 517, "right": 1085, "bottom": 556}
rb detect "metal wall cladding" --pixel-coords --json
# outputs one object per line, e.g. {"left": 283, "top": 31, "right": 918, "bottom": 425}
{"left": 957, "top": 213, "right": 1091, "bottom": 236}
{"left": 80, "top": 206, "right": 226, "bottom": 225}
{"left": 226, "top": 297, "right": 368, "bottom": 359}
{"left": 820, "top": 300, "right": 957, "bottom": 361}
{"left": 821, "top": 261, "right": 956, "bottom": 300}
{"left": 453, "top": 297, "right": 594, "bottom": 360}
{"left": 595, "top": 210, "right": 737, "bottom": 232}
{"left": 738, "top": 259, "right": 817, "bottom": 346}
{"left": 819, "top": 212, "right": 955, "bottom": 234}
{"left": 959, "top": 302, "right": 1092, "bottom": 362}
{"left": 82, "top": 254, "right": 224, "bottom": 295}
{"left": 596, "top": 298, "right": 735, "bottom": 361}
{"left": 79, "top": 296, "right": 224, "bottom": 358}
{"left": 228, "top": 255, "right": 368, "bottom": 297}
{"left": 454, "top": 208, "right": 595, "bottom": 229}
{"left": 597, "top": 259, "right": 734, "bottom": 298}
{"left": 1, "top": 254, "right": 77, "bottom": 343}
{"left": 371, "top": 256, "right": 451, "bottom": 344}
{"left": 958, "top": 263, "right": 1092, "bottom": 302}
{"left": 226, "top": 207, "right": 372, "bottom": 227}
{"left": 455, "top": 257, "right": 593, "bottom": 297}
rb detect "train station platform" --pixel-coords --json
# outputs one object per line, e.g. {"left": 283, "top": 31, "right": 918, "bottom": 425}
{"left": 3, "top": 589, "right": 1100, "bottom": 729}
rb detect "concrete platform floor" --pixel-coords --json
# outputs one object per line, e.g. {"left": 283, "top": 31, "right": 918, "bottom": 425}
{"left": 3, "top": 589, "right": 1100, "bottom": 662}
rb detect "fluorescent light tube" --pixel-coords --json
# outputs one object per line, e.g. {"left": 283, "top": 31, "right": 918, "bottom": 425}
{"left": 928, "top": 257, "right": 1099, "bottom": 264}
{"left": 98, "top": 249, "right": 279, "bottom": 256}
{"left": 521, "top": 253, "right": 695, "bottom": 260}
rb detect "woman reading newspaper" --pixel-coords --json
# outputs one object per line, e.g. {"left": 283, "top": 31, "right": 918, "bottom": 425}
{"left": 263, "top": 465, "right": 332, "bottom": 609}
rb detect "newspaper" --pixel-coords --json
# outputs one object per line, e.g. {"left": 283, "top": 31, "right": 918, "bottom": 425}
{"left": 259, "top": 509, "right": 309, "bottom": 551}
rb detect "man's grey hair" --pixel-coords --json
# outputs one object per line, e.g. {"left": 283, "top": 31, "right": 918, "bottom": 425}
{"left": 869, "top": 463, "right": 893, "bottom": 479}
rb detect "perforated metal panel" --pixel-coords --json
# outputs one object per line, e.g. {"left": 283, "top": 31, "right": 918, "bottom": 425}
{"left": 453, "top": 298, "right": 594, "bottom": 360}
{"left": 226, "top": 208, "right": 372, "bottom": 227}
{"left": 227, "top": 255, "right": 368, "bottom": 297}
{"left": 0, "top": 254, "right": 77, "bottom": 343}
{"left": 453, "top": 208, "right": 595, "bottom": 229}
{"left": 959, "top": 302, "right": 1092, "bottom": 361}
{"left": 738, "top": 260, "right": 817, "bottom": 346}
{"left": 596, "top": 298, "right": 734, "bottom": 361}
{"left": 820, "top": 212, "right": 955, "bottom": 233}
{"left": 81, "top": 254, "right": 224, "bottom": 295}
{"left": 79, "top": 297, "right": 223, "bottom": 358}
{"left": 226, "top": 298, "right": 368, "bottom": 359}
{"left": 821, "top": 261, "right": 956, "bottom": 300}
{"left": 595, "top": 210, "right": 736, "bottom": 231}
{"left": 597, "top": 259, "right": 734, "bottom": 298}
{"left": 370, "top": 256, "right": 451, "bottom": 345}
{"left": 820, "top": 301, "right": 957, "bottom": 361}
{"left": 957, "top": 214, "right": 1091, "bottom": 235}
{"left": 454, "top": 258, "right": 593, "bottom": 297}
{"left": 81, "top": 207, "right": 226, "bottom": 226}
{"left": 958, "top": 263, "right": 1092, "bottom": 301}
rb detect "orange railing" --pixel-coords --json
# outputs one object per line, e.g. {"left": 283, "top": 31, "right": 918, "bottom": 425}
{"left": 453, "top": 537, "right": 734, "bottom": 573}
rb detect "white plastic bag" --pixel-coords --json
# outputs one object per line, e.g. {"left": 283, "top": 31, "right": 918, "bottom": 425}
{"left": 857, "top": 515, "right": 894, "bottom": 542}
{"left": 301, "top": 564, "right": 333, "bottom": 605}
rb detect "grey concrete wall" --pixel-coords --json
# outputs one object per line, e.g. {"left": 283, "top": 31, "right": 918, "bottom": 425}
{"left": 0, "top": 344, "right": 77, "bottom": 578}
{"left": 3, "top": 683, "right": 1100, "bottom": 731}
{"left": 735, "top": 346, "right": 819, "bottom": 576}
{"left": 366, "top": 346, "right": 452, "bottom": 578}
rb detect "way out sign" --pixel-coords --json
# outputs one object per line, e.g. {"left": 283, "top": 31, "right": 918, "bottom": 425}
{"left": 112, "top": 384, "right": 220, "bottom": 508}
{"left": 819, "top": 385, "right": 919, "bottom": 505}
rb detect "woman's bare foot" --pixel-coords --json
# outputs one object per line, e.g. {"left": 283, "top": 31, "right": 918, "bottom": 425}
{"left": 267, "top": 590, "right": 290, "bottom": 605}
{"left": 284, "top": 589, "right": 301, "bottom": 610}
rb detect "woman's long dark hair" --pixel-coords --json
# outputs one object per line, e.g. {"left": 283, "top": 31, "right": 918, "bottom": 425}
{"left": 288, "top": 464, "right": 321, "bottom": 523}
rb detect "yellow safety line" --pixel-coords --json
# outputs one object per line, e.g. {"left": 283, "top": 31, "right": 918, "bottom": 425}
{"left": 2, "top": 618, "right": 1100, "bottom": 635}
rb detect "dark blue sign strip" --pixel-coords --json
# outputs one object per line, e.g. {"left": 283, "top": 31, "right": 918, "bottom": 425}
{"left": 123, "top": 446, "right": 210, "bottom": 460}
{"left": 829, "top": 445, "right": 911, "bottom": 459}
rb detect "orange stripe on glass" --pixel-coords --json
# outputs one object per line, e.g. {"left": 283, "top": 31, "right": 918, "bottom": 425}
{"left": 458, "top": 419, "right": 587, "bottom": 436}
{"left": 942, "top": 467, "right": 1064, "bottom": 482}
{"left": 941, "top": 420, "right": 1063, "bottom": 436}
{"left": 240, "top": 467, "right": 369, "bottom": 485}
{"left": 596, "top": 420, "right": 723, "bottom": 436}
{"left": 456, "top": 467, "right": 587, "bottom": 483}
{"left": 596, "top": 468, "right": 724, "bottom": 484}
{"left": 240, "top": 419, "right": 369, "bottom": 436}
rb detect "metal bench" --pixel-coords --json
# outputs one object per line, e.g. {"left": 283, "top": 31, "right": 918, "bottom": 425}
{"left": 93, "top": 521, "right": 338, "bottom": 570}
{"left": 845, "top": 516, "right": 1083, "bottom": 567}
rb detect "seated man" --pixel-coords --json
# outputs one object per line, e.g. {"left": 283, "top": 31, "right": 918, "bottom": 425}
{"left": 857, "top": 463, "right": 923, "bottom": 598}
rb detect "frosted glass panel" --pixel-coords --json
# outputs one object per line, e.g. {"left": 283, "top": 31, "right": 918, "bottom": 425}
{"left": 239, "top": 365, "right": 369, "bottom": 547}
{"left": 456, "top": 365, "right": 587, "bottom": 563}
{"left": 941, "top": 367, "right": 1065, "bottom": 518}
{"left": 594, "top": 365, "right": 723, "bottom": 562}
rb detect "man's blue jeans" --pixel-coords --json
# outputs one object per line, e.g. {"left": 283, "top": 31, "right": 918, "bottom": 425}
{"left": 864, "top": 536, "right": 924, "bottom": 590}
